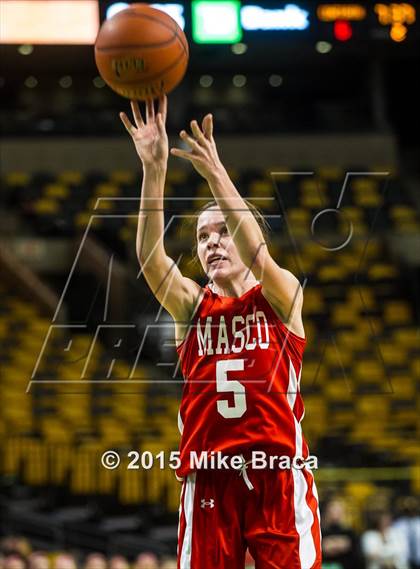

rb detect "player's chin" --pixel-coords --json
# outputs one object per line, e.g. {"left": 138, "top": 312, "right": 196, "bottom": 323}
{"left": 208, "top": 265, "right": 230, "bottom": 278}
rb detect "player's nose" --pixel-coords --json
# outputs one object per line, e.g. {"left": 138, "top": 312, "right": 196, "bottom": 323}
{"left": 207, "top": 232, "right": 221, "bottom": 247}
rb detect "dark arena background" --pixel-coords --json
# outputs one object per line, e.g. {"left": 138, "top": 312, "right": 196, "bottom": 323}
{"left": 1, "top": 1, "right": 420, "bottom": 568}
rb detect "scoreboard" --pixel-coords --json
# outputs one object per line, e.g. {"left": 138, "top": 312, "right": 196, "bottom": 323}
{"left": 100, "top": 1, "right": 419, "bottom": 46}
{"left": 1, "top": 1, "right": 418, "bottom": 46}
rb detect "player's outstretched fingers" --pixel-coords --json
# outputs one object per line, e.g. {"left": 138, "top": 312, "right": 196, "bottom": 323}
{"left": 146, "top": 98, "right": 155, "bottom": 123}
{"left": 190, "top": 120, "right": 206, "bottom": 144}
{"left": 120, "top": 112, "right": 136, "bottom": 137}
{"left": 158, "top": 94, "right": 167, "bottom": 124}
{"left": 179, "top": 130, "right": 199, "bottom": 150}
{"left": 131, "top": 100, "right": 144, "bottom": 128}
{"left": 170, "top": 147, "right": 193, "bottom": 161}
{"left": 202, "top": 114, "right": 213, "bottom": 140}
{"left": 156, "top": 112, "right": 165, "bottom": 135}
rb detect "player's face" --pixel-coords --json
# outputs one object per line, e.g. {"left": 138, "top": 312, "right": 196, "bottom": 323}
{"left": 196, "top": 207, "right": 245, "bottom": 282}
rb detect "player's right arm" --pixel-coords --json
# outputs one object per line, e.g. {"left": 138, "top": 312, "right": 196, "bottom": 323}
{"left": 120, "top": 96, "right": 201, "bottom": 323}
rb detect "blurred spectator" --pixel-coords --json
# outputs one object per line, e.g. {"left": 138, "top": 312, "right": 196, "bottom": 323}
{"left": 133, "top": 553, "right": 158, "bottom": 569}
{"left": 0, "top": 539, "right": 31, "bottom": 558}
{"left": 52, "top": 554, "right": 77, "bottom": 569}
{"left": 321, "top": 497, "right": 363, "bottom": 569}
{"left": 83, "top": 554, "right": 107, "bottom": 569}
{"left": 108, "top": 557, "right": 129, "bottom": 569}
{"left": 159, "top": 559, "right": 177, "bottom": 569}
{"left": 362, "top": 511, "right": 409, "bottom": 569}
{"left": 392, "top": 496, "right": 420, "bottom": 569}
{"left": 28, "top": 553, "right": 50, "bottom": 569}
{"left": 3, "top": 553, "right": 28, "bottom": 569}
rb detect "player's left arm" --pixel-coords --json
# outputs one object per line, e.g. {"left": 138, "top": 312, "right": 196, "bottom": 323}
{"left": 170, "top": 114, "right": 304, "bottom": 337}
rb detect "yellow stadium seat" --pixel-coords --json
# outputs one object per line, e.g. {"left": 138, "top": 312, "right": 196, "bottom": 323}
{"left": 393, "top": 328, "right": 419, "bottom": 348}
{"left": 166, "top": 168, "right": 188, "bottom": 184}
{"left": 6, "top": 172, "right": 31, "bottom": 186}
{"left": 331, "top": 305, "right": 359, "bottom": 327}
{"left": 44, "top": 183, "right": 70, "bottom": 198}
{"left": 110, "top": 170, "right": 136, "bottom": 184}
{"left": 287, "top": 208, "right": 309, "bottom": 224}
{"left": 226, "top": 167, "right": 239, "bottom": 181}
{"left": 300, "top": 178, "right": 327, "bottom": 192}
{"left": 249, "top": 179, "right": 273, "bottom": 196}
{"left": 353, "top": 358, "right": 384, "bottom": 383}
{"left": 330, "top": 409, "right": 354, "bottom": 427}
{"left": 302, "top": 289, "right": 325, "bottom": 314}
{"left": 340, "top": 206, "right": 364, "bottom": 222}
{"left": 389, "top": 372, "right": 416, "bottom": 401}
{"left": 353, "top": 192, "right": 383, "bottom": 207}
{"left": 351, "top": 178, "right": 379, "bottom": 192}
{"left": 119, "top": 225, "right": 135, "bottom": 242}
{"left": 352, "top": 238, "right": 381, "bottom": 259}
{"left": 75, "top": 211, "right": 101, "bottom": 229}
{"left": 286, "top": 209, "right": 310, "bottom": 238}
{"left": 356, "top": 397, "right": 389, "bottom": 416}
{"left": 87, "top": 197, "right": 115, "bottom": 212}
{"left": 411, "top": 358, "right": 420, "bottom": 379}
{"left": 22, "top": 439, "right": 48, "bottom": 485}
{"left": 396, "top": 444, "right": 420, "bottom": 461}
{"left": 324, "top": 381, "right": 352, "bottom": 402}
{"left": 33, "top": 199, "right": 59, "bottom": 214}
{"left": 318, "top": 264, "right": 348, "bottom": 282}
{"left": 368, "top": 264, "right": 398, "bottom": 281}
{"left": 347, "top": 286, "right": 376, "bottom": 310}
{"left": 58, "top": 170, "right": 83, "bottom": 184}
{"left": 389, "top": 206, "right": 416, "bottom": 221}
{"left": 94, "top": 183, "right": 121, "bottom": 197}
{"left": 395, "top": 221, "right": 420, "bottom": 233}
{"left": 345, "top": 482, "right": 378, "bottom": 514}
{"left": 379, "top": 343, "right": 408, "bottom": 367}
{"left": 318, "top": 166, "right": 343, "bottom": 180}
{"left": 384, "top": 301, "right": 412, "bottom": 325}
{"left": 119, "top": 467, "right": 143, "bottom": 504}
{"left": 299, "top": 179, "right": 326, "bottom": 208}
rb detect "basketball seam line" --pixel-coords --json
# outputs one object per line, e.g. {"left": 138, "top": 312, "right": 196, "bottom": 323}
{"left": 95, "top": 34, "right": 179, "bottom": 51}
{"left": 105, "top": 9, "right": 189, "bottom": 58}
{"left": 95, "top": 11, "right": 189, "bottom": 57}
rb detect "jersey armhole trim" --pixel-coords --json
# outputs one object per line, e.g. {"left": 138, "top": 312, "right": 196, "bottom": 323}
{"left": 259, "top": 288, "right": 307, "bottom": 344}
{"left": 175, "top": 286, "right": 209, "bottom": 354}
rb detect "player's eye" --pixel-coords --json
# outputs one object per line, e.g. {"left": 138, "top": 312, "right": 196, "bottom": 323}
{"left": 221, "top": 226, "right": 228, "bottom": 235}
{"left": 198, "top": 233, "right": 208, "bottom": 241}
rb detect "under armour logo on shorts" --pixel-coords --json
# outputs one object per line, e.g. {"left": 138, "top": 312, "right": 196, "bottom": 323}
{"left": 200, "top": 498, "right": 215, "bottom": 509}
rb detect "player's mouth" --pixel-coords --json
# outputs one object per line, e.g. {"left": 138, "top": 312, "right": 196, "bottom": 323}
{"left": 208, "top": 254, "right": 228, "bottom": 266}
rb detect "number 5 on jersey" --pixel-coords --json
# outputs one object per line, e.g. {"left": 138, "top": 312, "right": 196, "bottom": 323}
{"left": 216, "top": 359, "right": 247, "bottom": 419}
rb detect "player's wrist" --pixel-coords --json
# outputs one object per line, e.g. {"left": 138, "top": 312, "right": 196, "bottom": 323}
{"left": 142, "top": 160, "right": 167, "bottom": 176}
{"left": 205, "top": 163, "right": 227, "bottom": 185}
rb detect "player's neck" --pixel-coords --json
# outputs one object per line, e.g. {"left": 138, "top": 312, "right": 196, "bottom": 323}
{"left": 209, "top": 278, "right": 260, "bottom": 298}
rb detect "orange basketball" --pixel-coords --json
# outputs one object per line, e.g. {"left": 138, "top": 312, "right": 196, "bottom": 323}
{"left": 94, "top": 4, "right": 189, "bottom": 100}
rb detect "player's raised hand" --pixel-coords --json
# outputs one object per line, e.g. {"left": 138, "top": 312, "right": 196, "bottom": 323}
{"left": 120, "top": 95, "right": 168, "bottom": 167}
{"left": 170, "top": 114, "right": 223, "bottom": 180}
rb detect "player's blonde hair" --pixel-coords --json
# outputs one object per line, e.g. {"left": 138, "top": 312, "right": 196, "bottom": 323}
{"left": 195, "top": 198, "right": 271, "bottom": 241}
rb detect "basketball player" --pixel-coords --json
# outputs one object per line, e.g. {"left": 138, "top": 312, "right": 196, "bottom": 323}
{"left": 120, "top": 95, "right": 322, "bottom": 569}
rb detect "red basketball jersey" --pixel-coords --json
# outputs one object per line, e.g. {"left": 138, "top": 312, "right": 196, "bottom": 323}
{"left": 175, "top": 282, "right": 309, "bottom": 477}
